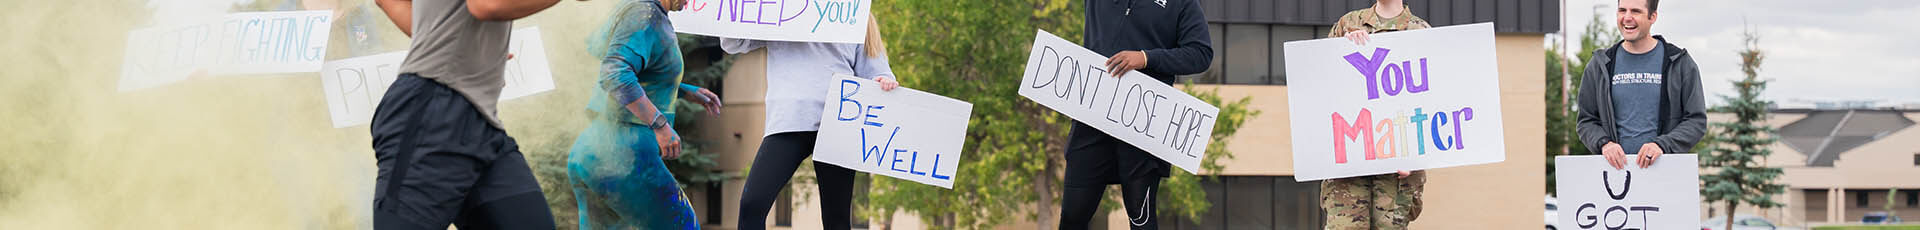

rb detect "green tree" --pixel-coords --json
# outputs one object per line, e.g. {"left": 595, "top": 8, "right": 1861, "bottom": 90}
{"left": 1701, "top": 27, "right": 1786, "bottom": 230}
{"left": 1546, "top": 11, "right": 1617, "bottom": 194}
{"left": 867, "top": 0, "right": 1254, "bottom": 228}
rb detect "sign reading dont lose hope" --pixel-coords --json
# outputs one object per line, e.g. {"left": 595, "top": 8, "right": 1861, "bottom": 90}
{"left": 1284, "top": 23, "right": 1507, "bottom": 181}
{"left": 668, "top": 0, "right": 870, "bottom": 43}
{"left": 813, "top": 75, "right": 972, "bottom": 188}
{"left": 1018, "top": 30, "right": 1221, "bottom": 174}
{"left": 1555, "top": 154, "right": 1700, "bottom": 229}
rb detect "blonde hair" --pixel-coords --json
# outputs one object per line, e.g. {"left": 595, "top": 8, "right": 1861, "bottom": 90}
{"left": 863, "top": 14, "right": 887, "bottom": 57}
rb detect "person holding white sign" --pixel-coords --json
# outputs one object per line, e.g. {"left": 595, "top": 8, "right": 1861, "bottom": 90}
{"left": 724, "top": 15, "right": 900, "bottom": 230}
{"left": 1058, "top": 0, "right": 1213, "bottom": 229}
{"left": 1575, "top": 0, "right": 1706, "bottom": 171}
{"left": 1318, "top": 1, "right": 1433, "bottom": 229}
{"left": 563, "top": 0, "right": 723, "bottom": 229}
{"left": 368, "top": 0, "right": 562, "bottom": 228}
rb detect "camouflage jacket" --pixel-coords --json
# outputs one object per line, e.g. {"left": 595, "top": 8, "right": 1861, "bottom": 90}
{"left": 1326, "top": 5, "right": 1433, "bottom": 38}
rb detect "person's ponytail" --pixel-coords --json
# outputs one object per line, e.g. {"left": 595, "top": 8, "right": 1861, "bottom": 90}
{"left": 863, "top": 14, "right": 887, "bottom": 58}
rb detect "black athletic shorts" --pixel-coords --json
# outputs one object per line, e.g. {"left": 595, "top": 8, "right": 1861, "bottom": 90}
{"left": 371, "top": 73, "right": 553, "bottom": 230}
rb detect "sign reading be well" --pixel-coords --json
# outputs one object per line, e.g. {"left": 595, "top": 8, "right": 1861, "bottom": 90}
{"left": 1284, "top": 23, "right": 1506, "bottom": 181}
{"left": 1555, "top": 154, "right": 1700, "bottom": 229}
{"left": 813, "top": 75, "right": 971, "bottom": 188}
{"left": 668, "top": 0, "right": 869, "bottom": 43}
{"left": 317, "top": 27, "right": 556, "bottom": 128}
{"left": 1019, "top": 30, "right": 1220, "bottom": 174}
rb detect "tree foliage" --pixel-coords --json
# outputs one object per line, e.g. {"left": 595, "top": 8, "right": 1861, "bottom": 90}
{"left": 1701, "top": 27, "right": 1786, "bottom": 230}
{"left": 866, "top": 0, "right": 1255, "bottom": 228}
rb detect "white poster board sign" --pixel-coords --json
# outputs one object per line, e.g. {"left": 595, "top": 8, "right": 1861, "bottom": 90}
{"left": 812, "top": 75, "right": 971, "bottom": 188}
{"left": 1018, "top": 30, "right": 1219, "bottom": 174}
{"left": 1284, "top": 23, "right": 1506, "bottom": 181}
{"left": 667, "top": 0, "right": 869, "bottom": 43}
{"left": 1555, "top": 154, "right": 1700, "bottom": 229}
{"left": 318, "top": 27, "right": 556, "bottom": 128}
{"left": 120, "top": 10, "right": 334, "bottom": 91}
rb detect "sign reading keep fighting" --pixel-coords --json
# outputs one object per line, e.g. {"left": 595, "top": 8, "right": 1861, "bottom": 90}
{"left": 1018, "top": 30, "right": 1220, "bottom": 174}
{"left": 1284, "top": 23, "right": 1506, "bottom": 181}
{"left": 813, "top": 75, "right": 972, "bottom": 188}
{"left": 668, "top": 0, "right": 869, "bottom": 43}
{"left": 119, "top": 10, "right": 333, "bottom": 91}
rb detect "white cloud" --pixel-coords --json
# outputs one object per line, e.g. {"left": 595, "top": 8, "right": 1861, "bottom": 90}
{"left": 1553, "top": 0, "right": 1920, "bottom": 103}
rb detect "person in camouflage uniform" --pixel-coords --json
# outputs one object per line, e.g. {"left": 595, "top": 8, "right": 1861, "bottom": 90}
{"left": 1319, "top": 0, "right": 1430, "bottom": 229}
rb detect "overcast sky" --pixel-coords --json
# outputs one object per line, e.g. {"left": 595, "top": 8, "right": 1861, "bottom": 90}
{"left": 1547, "top": 0, "right": 1920, "bottom": 106}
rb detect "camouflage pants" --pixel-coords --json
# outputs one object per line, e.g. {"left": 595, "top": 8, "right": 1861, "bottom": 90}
{"left": 1320, "top": 171, "right": 1426, "bottom": 230}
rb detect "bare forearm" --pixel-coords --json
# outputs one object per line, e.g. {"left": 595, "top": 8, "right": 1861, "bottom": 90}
{"left": 376, "top": 0, "right": 414, "bottom": 36}
{"left": 623, "top": 94, "right": 664, "bottom": 123}
{"left": 467, "top": 0, "right": 562, "bottom": 21}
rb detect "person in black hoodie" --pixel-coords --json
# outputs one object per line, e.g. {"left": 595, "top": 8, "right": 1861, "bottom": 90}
{"left": 1060, "top": 0, "right": 1211, "bottom": 229}
{"left": 1576, "top": 0, "right": 1707, "bottom": 171}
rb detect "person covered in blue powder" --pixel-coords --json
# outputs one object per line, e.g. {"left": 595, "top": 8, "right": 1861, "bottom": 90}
{"left": 566, "top": 0, "right": 721, "bottom": 228}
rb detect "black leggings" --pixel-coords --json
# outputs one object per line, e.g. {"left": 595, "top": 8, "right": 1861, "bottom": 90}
{"left": 736, "top": 131, "right": 857, "bottom": 230}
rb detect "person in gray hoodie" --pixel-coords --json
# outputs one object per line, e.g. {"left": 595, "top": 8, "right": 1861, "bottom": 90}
{"left": 1576, "top": 0, "right": 1707, "bottom": 170}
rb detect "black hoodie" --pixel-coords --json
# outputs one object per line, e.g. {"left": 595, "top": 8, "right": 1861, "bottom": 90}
{"left": 1576, "top": 35, "right": 1709, "bottom": 154}
{"left": 1083, "top": 0, "right": 1214, "bottom": 84}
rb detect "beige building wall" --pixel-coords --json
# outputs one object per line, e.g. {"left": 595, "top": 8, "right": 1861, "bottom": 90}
{"left": 1702, "top": 112, "right": 1920, "bottom": 227}
{"left": 699, "top": 34, "right": 1547, "bottom": 229}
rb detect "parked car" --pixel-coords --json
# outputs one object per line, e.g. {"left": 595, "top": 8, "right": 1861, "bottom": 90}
{"left": 1702, "top": 215, "right": 1797, "bottom": 230}
{"left": 1546, "top": 196, "right": 1559, "bottom": 230}
{"left": 1863, "top": 211, "right": 1904, "bottom": 224}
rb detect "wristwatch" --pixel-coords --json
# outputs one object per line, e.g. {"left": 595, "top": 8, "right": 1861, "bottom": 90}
{"left": 648, "top": 112, "right": 670, "bottom": 130}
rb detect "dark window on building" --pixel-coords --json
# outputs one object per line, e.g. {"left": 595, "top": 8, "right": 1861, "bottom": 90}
{"left": 1912, "top": 153, "right": 1918, "bottom": 166}
{"left": 1907, "top": 190, "right": 1918, "bottom": 207}
{"left": 852, "top": 175, "right": 871, "bottom": 228}
{"left": 1160, "top": 176, "right": 1322, "bottom": 229}
{"left": 1857, "top": 190, "right": 1872, "bottom": 208}
{"left": 1188, "top": 23, "right": 1327, "bottom": 86}
{"left": 775, "top": 189, "right": 792, "bottom": 226}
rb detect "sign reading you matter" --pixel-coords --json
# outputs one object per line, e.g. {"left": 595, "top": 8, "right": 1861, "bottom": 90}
{"left": 318, "top": 27, "right": 556, "bottom": 128}
{"left": 120, "top": 10, "right": 334, "bottom": 91}
{"left": 813, "top": 75, "right": 972, "bottom": 188}
{"left": 1284, "top": 23, "right": 1507, "bottom": 181}
{"left": 1555, "top": 154, "right": 1700, "bottom": 230}
{"left": 668, "top": 0, "right": 869, "bottom": 43}
{"left": 1019, "top": 30, "right": 1219, "bottom": 174}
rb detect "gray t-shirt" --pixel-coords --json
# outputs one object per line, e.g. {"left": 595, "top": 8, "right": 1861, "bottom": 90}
{"left": 1609, "top": 44, "right": 1665, "bottom": 154}
{"left": 399, "top": 0, "right": 513, "bottom": 129}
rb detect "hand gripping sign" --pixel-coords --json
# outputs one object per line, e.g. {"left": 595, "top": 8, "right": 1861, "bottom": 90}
{"left": 1018, "top": 30, "right": 1220, "bottom": 174}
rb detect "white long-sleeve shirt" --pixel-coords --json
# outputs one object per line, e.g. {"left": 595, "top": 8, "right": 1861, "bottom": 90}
{"left": 720, "top": 39, "right": 896, "bottom": 136}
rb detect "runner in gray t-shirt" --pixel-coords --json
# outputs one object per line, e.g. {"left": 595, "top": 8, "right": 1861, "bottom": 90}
{"left": 370, "top": 0, "right": 561, "bottom": 228}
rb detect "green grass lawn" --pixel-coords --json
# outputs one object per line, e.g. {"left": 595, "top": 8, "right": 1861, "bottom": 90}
{"left": 1812, "top": 225, "right": 1920, "bottom": 230}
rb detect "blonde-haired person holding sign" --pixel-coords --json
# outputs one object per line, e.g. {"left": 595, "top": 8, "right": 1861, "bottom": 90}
{"left": 1320, "top": 0, "right": 1430, "bottom": 229}
{"left": 725, "top": 15, "right": 899, "bottom": 230}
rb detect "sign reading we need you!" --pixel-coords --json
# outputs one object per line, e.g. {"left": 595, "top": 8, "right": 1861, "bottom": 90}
{"left": 668, "top": 0, "right": 870, "bottom": 43}
{"left": 813, "top": 75, "right": 973, "bottom": 188}
{"left": 1284, "top": 23, "right": 1506, "bottom": 181}
{"left": 1019, "top": 30, "right": 1221, "bottom": 174}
